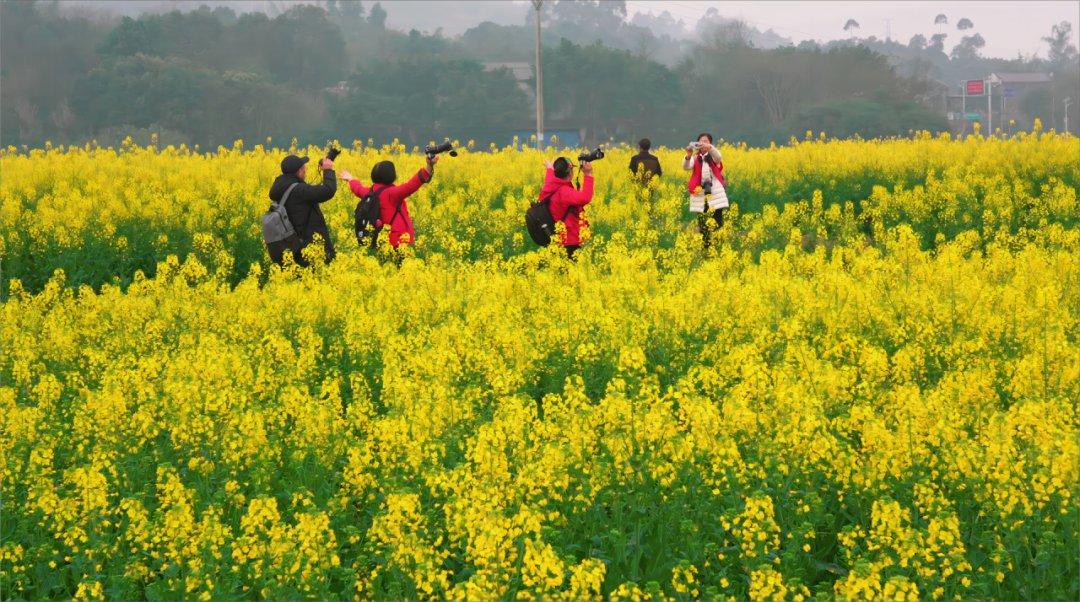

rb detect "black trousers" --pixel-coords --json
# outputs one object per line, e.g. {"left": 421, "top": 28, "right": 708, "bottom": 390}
{"left": 564, "top": 245, "right": 581, "bottom": 261}
{"left": 268, "top": 232, "right": 336, "bottom": 268}
{"left": 697, "top": 208, "right": 724, "bottom": 249}
{"left": 267, "top": 234, "right": 310, "bottom": 267}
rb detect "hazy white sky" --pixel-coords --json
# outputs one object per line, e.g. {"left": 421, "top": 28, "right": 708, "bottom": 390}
{"left": 623, "top": 1, "right": 1077, "bottom": 59}
{"left": 79, "top": 0, "right": 1078, "bottom": 60}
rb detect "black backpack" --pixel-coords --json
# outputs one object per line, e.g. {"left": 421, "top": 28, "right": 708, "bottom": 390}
{"left": 525, "top": 194, "right": 578, "bottom": 247}
{"left": 355, "top": 186, "right": 403, "bottom": 249}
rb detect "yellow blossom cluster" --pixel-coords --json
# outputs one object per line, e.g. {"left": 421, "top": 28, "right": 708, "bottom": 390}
{"left": 2, "top": 130, "right": 1077, "bottom": 293}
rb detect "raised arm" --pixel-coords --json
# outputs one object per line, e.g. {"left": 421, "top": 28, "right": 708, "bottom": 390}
{"left": 562, "top": 175, "right": 594, "bottom": 207}
{"left": 301, "top": 167, "right": 338, "bottom": 204}
{"left": 348, "top": 178, "right": 372, "bottom": 198}
{"left": 390, "top": 155, "right": 437, "bottom": 198}
{"left": 391, "top": 167, "right": 432, "bottom": 199}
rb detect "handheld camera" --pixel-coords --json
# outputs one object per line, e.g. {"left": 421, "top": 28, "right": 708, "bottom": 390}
{"left": 319, "top": 143, "right": 341, "bottom": 169}
{"left": 425, "top": 142, "right": 458, "bottom": 159}
{"left": 577, "top": 146, "right": 605, "bottom": 163}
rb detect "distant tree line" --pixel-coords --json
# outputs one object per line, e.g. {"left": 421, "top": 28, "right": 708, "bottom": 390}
{"left": 1, "top": 0, "right": 1077, "bottom": 151}
{"left": 811, "top": 13, "right": 1080, "bottom": 134}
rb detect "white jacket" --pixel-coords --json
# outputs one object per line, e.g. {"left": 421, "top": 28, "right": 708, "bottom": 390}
{"left": 682, "top": 147, "right": 729, "bottom": 213}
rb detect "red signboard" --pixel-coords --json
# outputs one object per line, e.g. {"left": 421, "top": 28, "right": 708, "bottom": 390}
{"left": 966, "top": 80, "right": 984, "bottom": 95}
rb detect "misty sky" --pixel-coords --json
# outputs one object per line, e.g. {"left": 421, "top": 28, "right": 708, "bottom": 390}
{"left": 73, "top": 0, "right": 1075, "bottom": 61}
{"left": 627, "top": 1, "right": 1076, "bottom": 59}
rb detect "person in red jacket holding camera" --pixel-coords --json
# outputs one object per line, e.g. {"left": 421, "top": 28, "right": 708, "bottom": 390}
{"left": 340, "top": 154, "right": 438, "bottom": 259}
{"left": 538, "top": 156, "right": 594, "bottom": 260}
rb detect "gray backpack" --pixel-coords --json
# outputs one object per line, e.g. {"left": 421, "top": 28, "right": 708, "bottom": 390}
{"left": 262, "top": 183, "right": 300, "bottom": 244}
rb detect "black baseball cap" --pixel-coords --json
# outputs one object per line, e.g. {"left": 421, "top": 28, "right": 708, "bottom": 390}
{"left": 281, "top": 155, "right": 310, "bottom": 174}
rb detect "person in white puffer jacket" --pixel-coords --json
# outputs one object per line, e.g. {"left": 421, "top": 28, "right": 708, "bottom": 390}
{"left": 682, "top": 132, "right": 729, "bottom": 250}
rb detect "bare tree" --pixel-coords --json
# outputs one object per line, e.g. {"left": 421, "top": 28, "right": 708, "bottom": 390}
{"left": 701, "top": 18, "right": 754, "bottom": 51}
{"left": 51, "top": 98, "right": 77, "bottom": 137}
{"left": 934, "top": 14, "right": 948, "bottom": 33}
{"left": 634, "top": 29, "right": 658, "bottom": 61}
{"left": 58, "top": 2, "right": 117, "bottom": 23}
{"left": 957, "top": 18, "right": 974, "bottom": 32}
{"left": 12, "top": 98, "right": 40, "bottom": 141}
{"left": 752, "top": 54, "right": 809, "bottom": 125}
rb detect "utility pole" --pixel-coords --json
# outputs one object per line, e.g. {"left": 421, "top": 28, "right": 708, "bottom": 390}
{"left": 532, "top": 0, "right": 545, "bottom": 152}
{"left": 1064, "top": 97, "right": 1072, "bottom": 136}
{"left": 883, "top": 19, "right": 892, "bottom": 42}
{"left": 1050, "top": 72, "right": 1055, "bottom": 130}
{"left": 962, "top": 81, "right": 966, "bottom": 138}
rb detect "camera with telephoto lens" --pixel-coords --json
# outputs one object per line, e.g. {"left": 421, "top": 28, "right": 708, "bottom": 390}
{"left": 701, "top": 179, "right": 712, "bottom": 196}
{"left": 425, "top": 141, "right": 458, "bottom": 159}
{"left": 319, "top": 143, "right": 341, "bottom": 169}
{"left": 577, "top": 146, "right": 605, "bottom": 163}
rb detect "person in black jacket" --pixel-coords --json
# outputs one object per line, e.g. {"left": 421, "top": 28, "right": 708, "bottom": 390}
{"left": 628, "top": 138, "right": 662, "bottom": 216}
{"left": 628, "top": 138, "right": 662, "bottom": 185}
{"left": 267, "top": 155, "right": 338, "bottom": 266}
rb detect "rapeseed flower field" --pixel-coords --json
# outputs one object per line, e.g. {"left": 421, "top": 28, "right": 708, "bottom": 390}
{"left": 1, "top": 130, "right": 1078, "bottom": 601}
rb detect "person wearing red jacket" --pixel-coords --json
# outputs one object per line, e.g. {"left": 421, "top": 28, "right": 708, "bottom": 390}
{"left": 682, "top": 132, "right": 729, "bottom": 250}
{"left": 340, "top": 154, "right": 438, "bottom": 259}
{"left": 538, "top": 156, "right": 594, "bottom": 260}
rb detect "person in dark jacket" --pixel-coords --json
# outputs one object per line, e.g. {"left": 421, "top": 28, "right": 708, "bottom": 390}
{"left": 628, "top": 137, "right": 662, "bottom": 185}
{"left": 629, "top": 138, "right": 662, "bottom": 215}
{"left": 267, "top": 155, "right": 338, "bottom": 266}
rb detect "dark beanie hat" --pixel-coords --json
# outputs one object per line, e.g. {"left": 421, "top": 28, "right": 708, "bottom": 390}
{"left": 371, "top": 161, "right": 397, "bottom": 185}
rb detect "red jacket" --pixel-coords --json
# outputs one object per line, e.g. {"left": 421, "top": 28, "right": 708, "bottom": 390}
{"left": 538, "top": 169, "right": 594, "bottom": 246}
{"left": 687, "top": 152, "right": 725, "bottom": 194}
{"left": 348, "top": 168, "right": 431, "bottom": 246}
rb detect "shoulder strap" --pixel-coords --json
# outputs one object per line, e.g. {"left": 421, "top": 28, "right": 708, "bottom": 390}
{"left": 278, "top": 182, "right": 317, "bottom": 241}
{"left": 544, "top": 193, "right": 578, "bottom": 222}
{"left": 389, "top": 198, "right": 406, "bottom": 229}
{"left": 274, "top": 183, "right": 300, "bottom": 212}
{"left": 372, "top": 185, "right": 406, "bottom": 230}
{"left": 387, "top": 169, "right": 429, "bottom": 227}
{"left": 367, "top": 185, "right": 388, "bottom": 202}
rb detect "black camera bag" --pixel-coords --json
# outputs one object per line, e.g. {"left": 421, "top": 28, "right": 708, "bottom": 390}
{"left": 525, "top": 194, "right": 577, "bottom": 247}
